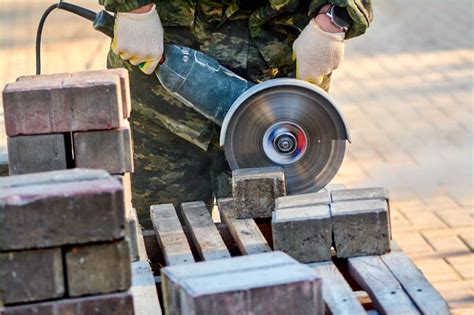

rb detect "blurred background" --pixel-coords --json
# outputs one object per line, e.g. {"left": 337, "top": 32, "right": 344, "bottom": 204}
{"left": 0, "top": 1, "right": 472, "bottom": 313}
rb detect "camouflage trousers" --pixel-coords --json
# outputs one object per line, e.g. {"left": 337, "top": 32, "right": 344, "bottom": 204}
{"left": 107, "top": 51, "right": 232, "bottom": 228}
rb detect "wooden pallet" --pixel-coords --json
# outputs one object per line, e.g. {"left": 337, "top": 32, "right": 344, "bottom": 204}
{"left": 142, "top": 198, "right": 449, "bottom": 315}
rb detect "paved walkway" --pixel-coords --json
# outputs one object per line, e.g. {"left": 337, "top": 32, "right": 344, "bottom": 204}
{"left": 0, "top": 1, "right": 472, "bottom": 313}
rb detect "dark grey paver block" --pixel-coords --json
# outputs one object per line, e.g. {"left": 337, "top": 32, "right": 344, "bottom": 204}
{"left": 331, "top": 187, "right": 389, "bottom": 203}
{"left": 0, "top": 248, "right": 64, "bottom": 305}
{"left": 7, "top": 134, "right": 69, "bottom": 175}
{"left": 331, "top": 199, "right": 390, "bottom": 258}
{"left": 232, "top": 167, "right": 286, "bottom": 219}
{"left": 0, "top": 168, "right": 109, "bottom": 189}
{"left": 65, "top": 240, "right": 131, "bottom": 297}
{"left": 74, "top": 125, "right": 133, "bottom": 174}
{"left": 272, "top": 205, "right": 332, "bottom": 263}
{"left": 3, "top": 73, "right": 125, "bottom": 136}
{"left": 275, "top": 190, "right": 330, "bottom": 210}
{"left": 0, "top": 176, "right": 125, "bottom": 251}
{"left": 0, "top": 291, "right": 134, "bottom": 315}
{"left": 162, "top": 251, "right": 323, "bottom": 315}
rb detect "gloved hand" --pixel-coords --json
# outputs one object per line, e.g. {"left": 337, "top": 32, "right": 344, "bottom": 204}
{"left": 293, "top": 19, "right": 345, "bottom": 86}
{"left": 112, "top": 4, "right": 164, "bottom": 74}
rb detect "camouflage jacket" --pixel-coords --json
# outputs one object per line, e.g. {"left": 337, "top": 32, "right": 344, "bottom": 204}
{"left": 100, "top": 0, "right": 373, "bottom": 82}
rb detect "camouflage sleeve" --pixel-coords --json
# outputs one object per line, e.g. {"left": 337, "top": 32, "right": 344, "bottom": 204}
{"left": 249, "top": 0, "right": 299, "bottom": 69}
{"left": 309, "top": 0, "right": 373, "bottom": 39}
{"left": 99, "top": 0, "right": 152, "bottom": 12}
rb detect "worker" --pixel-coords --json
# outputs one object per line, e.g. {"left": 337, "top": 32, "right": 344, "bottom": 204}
{"left": 98, "top": 0, "right": 373, "bottom": 227}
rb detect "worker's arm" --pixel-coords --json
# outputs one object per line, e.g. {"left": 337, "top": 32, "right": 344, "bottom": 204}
{"left": 99, "top": 1, "right": 164, "bottom": 74}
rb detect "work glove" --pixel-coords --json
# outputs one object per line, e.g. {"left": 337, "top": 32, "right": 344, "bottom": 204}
{"left": 112, "top": 4, "right": 164, "bottom": 74}
{"left": 293, "top": 19, "right": 345, "bottom": 86}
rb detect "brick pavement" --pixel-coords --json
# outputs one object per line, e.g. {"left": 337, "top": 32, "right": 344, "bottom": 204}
{"left": 0, "top": 0, "right": 473, "bottom": 313}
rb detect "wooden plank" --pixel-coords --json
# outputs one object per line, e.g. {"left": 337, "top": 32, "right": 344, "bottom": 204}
{"left": 380, "top": 251, "right": 450, "bottom": 315}
{"left": 181, "top": 201, "right": 231, "bottom": 261}
{"left": 150, "top": 204, "right": 195, "bottom": 266}
{"left": 348, "top": 256, "right": 420, "bottom": 315}
{"left": 217, "top": 198, "right": 271, "bottom": 255}
{"left": 310, "top": 261, "right": 367, "bottom": 315}
{"left": 131, "top": 261, "right": 162, "bottom": 315}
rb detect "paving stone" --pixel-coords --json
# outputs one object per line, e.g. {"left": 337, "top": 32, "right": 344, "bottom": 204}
{"left": 232, "top": 167, "right": 286, "bottom": 219}
{"left": 125, "top": 207, "right": 140, "bottom": 262}
{"left": 0, "top": 291, "right": 134, "bottom": 315}
{"left": 115, "top": 173, "right": 133, "bottom": 215}
{"left": 446, "top": 254, "right": 474, "bottom": 279}
{"left": 331, "top": 187, "right": 389, "bottom": 203}
{"left": 161, "top": 251, "right": 323, "bottom": 315}
{"left": 65, "top": 239, "right": 131, "bottom": 297}
{"left": 2, "top": 73, "right": 125, "bottom": 136}
{"left": 7, "top": 134, "right": 69, "bottom": 175}
{"left": 272, "top": 205, "right": 332, "bottom": 263}
{"left": 0, "top": 248, "right": 64, "bottom": 305}
{"left": 0, "top": 173, "right": 125, "bottom": 251}
{"left": 275, "top": 190, "right": 330, "bottom": 210}
{"left": 331, "top": 199, "right": 390, "bottom": 258}
{"left": 414, "top": 258, "right": 461, "bottom": 283}
{"left": 74, "top": 125, "right": 133, "bottom": 174}
{"left": 131, "top": 261, "right": 162, "bottom": 315}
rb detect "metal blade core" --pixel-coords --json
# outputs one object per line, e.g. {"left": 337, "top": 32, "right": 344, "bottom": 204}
{"left": 224, "top": 83, "right": 347, "bottom": 194}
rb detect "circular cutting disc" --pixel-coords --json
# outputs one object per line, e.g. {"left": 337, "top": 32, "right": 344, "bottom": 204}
{"left": 223, "top": 80, "right": 347, "bottom": 194}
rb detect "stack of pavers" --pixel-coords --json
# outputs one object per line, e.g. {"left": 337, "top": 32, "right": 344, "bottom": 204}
{"left": 1, "top": 69, "right": 142, "bottom": 262}
{"left": 0, "top": 169, "right": 133, "bottom": 314}
{"left": 227, "top": 167, "right": 390, "bottom": 262}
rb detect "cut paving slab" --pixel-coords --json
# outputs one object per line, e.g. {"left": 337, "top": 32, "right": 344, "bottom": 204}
{"left": 131, "top": 261, "right": 162, "bottom": 315}
{"left": 275, "top": 190, "right": 330, "bottom": 210}
{"left": 7, "top": 134, "right": 69, "bottom": 175}
{"left": 2, "top": 73, "right": 125, "bottom": 136}
{"left": 331, "top": 187, "right": 389, "bottom": 203}
{"left": 331, "top": 199, "right": 390, "bottom": 258}
{"left": 0, "top": 248, "right": 64, "bottom": 305}
{"left": 65, "top": 239, "right": 131, "bottom": 297}
{"left": 161, "top": 251, "right": 323, "bottom": 315}
{"left": 0, "top": 291, "right": 134, "bottom": 315}
{"left": 232, "top": 167, "right": 286, "bottom": 219}
{"left": 0, "top": 170, "right": 125, "bottom": 251}
{"left": 74, "top": 125, "right": 134, "bottom": 174}
{"left": 272, "top": 205, "right": 332, "bottom": 263}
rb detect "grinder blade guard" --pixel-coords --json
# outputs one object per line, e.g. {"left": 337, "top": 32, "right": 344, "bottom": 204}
{"left": 221, "top": 79, "right": 349, "bottom": 194}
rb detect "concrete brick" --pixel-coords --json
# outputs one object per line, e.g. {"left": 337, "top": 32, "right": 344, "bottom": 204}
{"left": 331, "top": 187, "right": 389, "bottom": 203}
{"left": 232, "top": 167, "right": 286, "bottom": 219}
{"left": 0, "top": 248, "right": 64, "bottom": 305}
{"left": 73, "top": 69, "right": 131, "bottom": 119}
{"left": 2, "top": 73, "right": 124, "bottom": 136}
{"left": 161, "top": 251, "right": 323, "bottom": 315}
{"left": 331, "top": 199, "right": 390, "bottom": 258}
{"left": 0, "top": 174, "right": 125, "bottom": 251}
{"left": 114, "top": 173, "right": 133, "bottom": 214}
{"left": 0, "top": 291, "right": 134, "bottom": 315}
{"left": 272, "top": 205, "right": 332, "bottom": 263}
{"left": 17, "top": 69, "right": 131, "bottom": 120}
{"left": 7, "top": 134, "right": 69, "bottom": 175}
{"left": 65, "top": 239, "right": 131, "bottom": 297}
{"left": 74, "top": 125, "right": 133, "bottom": 174}
{"left": 125, "top": 208, "right": 140, "bottom": 262}
{"left": 0, "top": 168, "right": 109, "bottom": 189}
{"left": 275, "top": 191, "right": 330, "bottom": 210}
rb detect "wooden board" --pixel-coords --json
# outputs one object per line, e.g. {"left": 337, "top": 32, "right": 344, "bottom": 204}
{"left": 218, "top": 198, "right": 272, "bottom": 255}
{"left": 181, "top": 201, "right": 231, "bottom": 261}
{"left": 348, "top": 256, "right": 420, "bottom": 315}
{"left": 150, "top": 204, "right": 195, "bottom": 266}
{"left": 380, "top": 251, "right": 450, "bottom": 315}
{"left": 310, "top": 261, "right": 367, "bottom": 315}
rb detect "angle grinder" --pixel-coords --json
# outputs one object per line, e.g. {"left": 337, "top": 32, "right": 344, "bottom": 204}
{"left": 36, "top": 2, "right": 350, "bottom": 194}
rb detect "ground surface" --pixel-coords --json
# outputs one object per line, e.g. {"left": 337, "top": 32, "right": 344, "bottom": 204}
{"left": 0, "top": 0, "right": 472, "bottom": 313}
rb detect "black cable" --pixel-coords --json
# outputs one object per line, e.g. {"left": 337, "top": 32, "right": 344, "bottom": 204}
{"left": 35, "top": 1, "right": 98, "bottom": 75}
{"left": 35, "top": 3, "right": 59, "bottom": 75}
